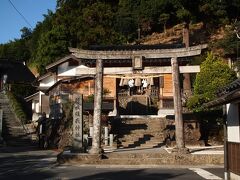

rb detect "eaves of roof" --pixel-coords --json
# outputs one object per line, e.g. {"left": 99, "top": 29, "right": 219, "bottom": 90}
{"left": 24, "top": 91, "right": 40, "bottom": 102}
{"left": 204, "top": 89, "right": 240, "bottom": 108}
{"left": 45, "top": 75, "right": 95, "bottom": 95}
{"left": 45, "top": 55, "right": 79, "bottom": 70}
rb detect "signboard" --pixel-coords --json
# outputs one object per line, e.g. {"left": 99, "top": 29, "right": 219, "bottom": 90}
{"left": 132, "top": 56, "right": 143, "bottom": 70}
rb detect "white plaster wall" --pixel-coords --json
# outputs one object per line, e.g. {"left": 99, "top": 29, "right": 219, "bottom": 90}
{"left": 58, "top": 66, "right": 77, "bottom": 76}
{"left": 35, "top": 102, "right": 40, "bottom": 113}
{"left": 58, "top": 62, "right": 77, "bottom": 75}
{"left": 227, "top": 103, "right": 240, "bottom": 143}
{"left": 32, "top": 101, "right": 35, "bottom": 110}
{"left": 58, "top": 64, "right": 91, "bottom": 76}
{"left": 32, "top": 113, "right": 40, "bottom": 122}
{"left": 40, "top": 76, "right": 55, "bottom": 88}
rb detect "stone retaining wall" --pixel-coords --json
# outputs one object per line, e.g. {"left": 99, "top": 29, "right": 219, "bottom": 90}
{"left": 58, "top": 151, "right": 224, "bottom": 166}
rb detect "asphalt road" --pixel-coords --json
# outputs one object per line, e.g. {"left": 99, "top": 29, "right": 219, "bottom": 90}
{"left": 0, "top": 147, "right": 224, "bottom": 180}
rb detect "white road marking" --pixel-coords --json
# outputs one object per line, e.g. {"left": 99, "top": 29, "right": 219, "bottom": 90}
{"left": 189, "top": 168, "right": 222, "bottom": 180}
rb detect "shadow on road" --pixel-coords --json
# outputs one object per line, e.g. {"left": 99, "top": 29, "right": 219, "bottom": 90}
{"left": 0, "top": 152, "right": 58, "bottom": 179}
{"left": 71, "top": 169, "right": 185, "bottom": 180}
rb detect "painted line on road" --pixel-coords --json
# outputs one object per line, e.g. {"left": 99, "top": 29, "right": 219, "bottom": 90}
{"left": 189, "top": 168, "right": 222, "bottom": 180}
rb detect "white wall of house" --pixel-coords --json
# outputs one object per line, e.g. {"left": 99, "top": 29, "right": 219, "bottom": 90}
{"left": 39, "top": 76, "right": 55, "bottom": 88}
{"left": 58, "top": 63, "right": 95, "bottom": 76}
{"left": 57, "top": 62, "right": 78, "bottom": 76}
{"left": 227, "top": 103, "right": 240, "bottom": 143}
{"left": 35, "top": 101, "right": 40, "bottom": 113}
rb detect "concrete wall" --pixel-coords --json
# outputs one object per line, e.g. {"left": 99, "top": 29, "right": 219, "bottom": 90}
{"left": 227, "top": 103, "right": 240, "bottom": 143}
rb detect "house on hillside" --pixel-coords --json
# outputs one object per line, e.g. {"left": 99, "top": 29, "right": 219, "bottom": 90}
{"left": 0, "top": 59, "right": 35, "bottom": 91}
{"left": 205, "top": 79, "right": 240, "bottom": 180}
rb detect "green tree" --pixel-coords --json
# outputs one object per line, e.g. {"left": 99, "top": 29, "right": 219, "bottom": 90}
{"left": 78, "top": 1, "right": 125, "bottom": 47}
{"left": 187, "top": 52, "right": 236, "bottom": 111}
{"left": 34, "top": 25, "right": 69, "bottom": 74}
{"left": 199, "top": 0, "right": 229, "bottom": 30}
{"left": 159, "top": 13, "right": 170, "bottom": 34}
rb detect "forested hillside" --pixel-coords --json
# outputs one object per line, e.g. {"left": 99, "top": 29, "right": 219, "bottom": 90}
{"left": 0, "top": 0, "right": 240, "bottom": 75}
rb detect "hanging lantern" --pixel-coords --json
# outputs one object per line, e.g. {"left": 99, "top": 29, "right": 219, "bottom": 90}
{"left": 128, "top": 79, "right": 134, "bottom": 88}
{"left": 123, "top": 78, "right": 129, "bottom": 85}
{"left": 119, "top": 78, "right": 124, "bottom": 86}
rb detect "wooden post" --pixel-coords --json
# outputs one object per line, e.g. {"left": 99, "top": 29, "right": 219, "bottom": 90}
{"left": 171, "top": 57, "right": 185, "bottom": 149}
{"left": 72, "top": 94, "right": 84, "bottom": 152}
{"left": 89, "top": 59, "right": 103, "bottom": 154}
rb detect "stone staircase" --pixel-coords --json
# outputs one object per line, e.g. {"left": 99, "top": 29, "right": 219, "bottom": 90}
{"left": 116, "top": 117, "right": 166, "bottom": 149}
{"left": 0, "top": 93, "right": 34, "bottom": 147}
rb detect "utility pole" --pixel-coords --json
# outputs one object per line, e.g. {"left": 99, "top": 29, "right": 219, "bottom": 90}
{"left": 89, "top": 58, "right": 103, "bottom": 154}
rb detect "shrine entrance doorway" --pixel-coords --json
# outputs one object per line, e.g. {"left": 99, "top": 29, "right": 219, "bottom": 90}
{"left": 117, "top": 77, "right": 159, "bottom": 115}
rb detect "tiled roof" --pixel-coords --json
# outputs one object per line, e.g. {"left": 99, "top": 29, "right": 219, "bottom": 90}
{"left": 45, "top": 55, "right": 79, "bottom": 70}
{"left": 204, "top": 78, "right": 240, "bottom": 108}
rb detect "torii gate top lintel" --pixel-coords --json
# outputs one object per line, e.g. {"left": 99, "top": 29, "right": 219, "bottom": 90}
{"left": 69, "top": 44, "right": 207, "bottom": 60}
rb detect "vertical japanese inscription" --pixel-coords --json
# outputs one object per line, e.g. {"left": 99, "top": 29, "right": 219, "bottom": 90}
{"left": 0, "top": 109, "right": 2, "bottom": 140}
{"left": 73, "top": 94, "right": 83, "bottom": 151}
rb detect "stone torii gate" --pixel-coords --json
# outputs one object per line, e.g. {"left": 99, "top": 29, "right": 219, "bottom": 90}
{"left": 70, "top": 44, "right": 207, "bottom": 154}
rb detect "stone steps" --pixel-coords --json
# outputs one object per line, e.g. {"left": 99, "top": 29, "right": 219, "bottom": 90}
{"left": 119, "top": 135, "right": 164, "bottom": 142}
{"left": 0, "top": 93, "right": 34, "bottom": 147}
{"left": 116, "top": 117, "right": 167, "bottom": 149}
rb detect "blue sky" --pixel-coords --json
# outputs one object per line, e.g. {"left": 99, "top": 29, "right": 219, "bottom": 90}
{"left": 0, "top": 0, "right": 56, "bottom": 44}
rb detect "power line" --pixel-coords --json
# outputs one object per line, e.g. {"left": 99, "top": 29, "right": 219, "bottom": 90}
{"left": 7, "top": 0, "right": 33, "bottom": 29}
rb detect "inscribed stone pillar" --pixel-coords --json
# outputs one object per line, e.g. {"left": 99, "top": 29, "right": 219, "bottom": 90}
{"left": 171, "top": 57, "right": 185, "bottom": 149}
{"left": 89, "top": 58, "right": 103, "bottom": 154}
{"left": 0, "top": 109, "right": 2, "bottom": 141}
{"left": 72, "top": 94, "right": 84, "bottom": 152}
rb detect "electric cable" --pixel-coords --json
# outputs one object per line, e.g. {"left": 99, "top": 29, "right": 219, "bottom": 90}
{"left": 7, "top": 0, "right": 33, "bottom": 29}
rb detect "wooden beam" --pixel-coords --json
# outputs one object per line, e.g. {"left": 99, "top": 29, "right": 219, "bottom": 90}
{"left": 73, "top": 66, "right": 200, "bottom": 76}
